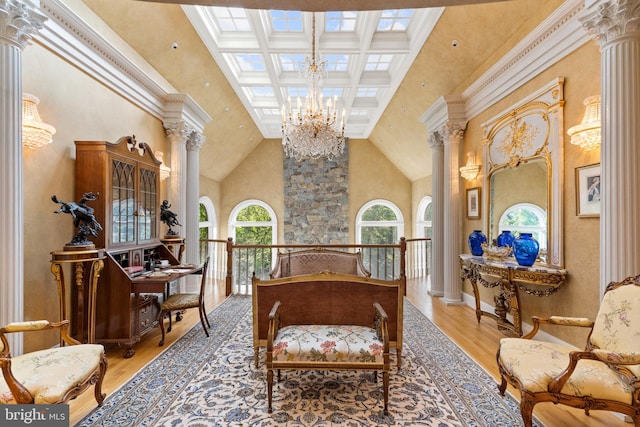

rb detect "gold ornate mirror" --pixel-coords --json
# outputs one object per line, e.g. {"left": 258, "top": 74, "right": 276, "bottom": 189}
{"left": 481, "top": 78, "right": 564, "bottom": 267}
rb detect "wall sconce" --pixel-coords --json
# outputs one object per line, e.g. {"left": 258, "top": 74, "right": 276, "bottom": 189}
{"left": 155, "top": 151, "right": 171, "bottom": 180}
{"left": 567, "top": 95, "right": 601, "bottom": 151}
{"left": 22, "top": 93, "right": 56, "bottom": 150}
{"left": 460, "top": 151, "right": 480, "bottom": 181}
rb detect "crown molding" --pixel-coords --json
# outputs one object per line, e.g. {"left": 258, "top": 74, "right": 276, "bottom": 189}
{"left": 34, "top": 0, "right": 210, "bottom": 130}
{"left": 462, "top": 0, "right": 590, "bottom": 120}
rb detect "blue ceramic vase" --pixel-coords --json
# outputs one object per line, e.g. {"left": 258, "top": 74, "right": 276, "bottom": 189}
{"left": 468, "top": 230, "right": 487, "bottom": 256}
{"left": 513, "top": 233, "right": 539, "bottom": 266}
{"left": 496, "top": 230, "right": 515, "bottom": 250}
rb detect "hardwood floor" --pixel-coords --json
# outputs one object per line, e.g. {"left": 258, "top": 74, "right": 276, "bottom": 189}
{"left": 69, "top": 276, "right": 628, "bottom": 426}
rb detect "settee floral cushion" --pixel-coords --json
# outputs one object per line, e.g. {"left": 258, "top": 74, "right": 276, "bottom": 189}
{"left": 0, "top": 344, "right": 104, "bottom": 404}
{"left": 499, "top": 338, "right": 634, "bottom": 404}
{"left": 272, "top": 325, "right": 384, "bottom": 364}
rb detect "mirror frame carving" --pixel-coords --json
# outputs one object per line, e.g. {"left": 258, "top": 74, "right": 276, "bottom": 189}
{"left": 481, "top": 78, "right": 564, "bottom": 268}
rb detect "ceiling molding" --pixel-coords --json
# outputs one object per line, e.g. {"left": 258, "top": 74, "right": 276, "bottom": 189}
{"left": 462, "top": 0, "right": 589, "bottom": 120}
{"left": 36, "top": 0, "right": 209, "bottom": 130}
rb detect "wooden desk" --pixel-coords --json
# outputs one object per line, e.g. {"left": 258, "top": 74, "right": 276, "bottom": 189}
{"left": 459, "top": 254, "right": 567, "bottom": 336}
{"left": 130, "top": 265, "right": 202, "bottom": 294}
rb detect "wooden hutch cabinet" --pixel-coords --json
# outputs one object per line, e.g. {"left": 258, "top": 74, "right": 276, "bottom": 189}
{"left": 75, "top": 135, "right": 178, "bottom": 357}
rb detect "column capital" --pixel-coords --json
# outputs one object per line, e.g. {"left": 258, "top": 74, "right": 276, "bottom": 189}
{"left": 186, "top": 132, "right": 205, "bottom": 151}
{"left": 427, "top": 131, "right": 443, "bottom": 149}
{"left": 163, "top": 120, "right": 194, "bottom": 142}
{"left": 444, "top": 121, "right": 466, "bottom": 143}
{"left": 581, "top": 0, "right": 640, "bottom": 45}
{"left": 0, "top": 0, "right": 47, "bottom": 49}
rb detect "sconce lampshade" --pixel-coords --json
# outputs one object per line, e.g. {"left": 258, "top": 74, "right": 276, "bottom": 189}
{"left": 460, "top": 151, "right": 480, "bottom": 181}
{"left": 567, "top": 95, "right": 601, "bottom": 151}
{"left": 22, "top": 93, "right": 56, "bottom": 150}
{"left": 155, "top": 150, "right": 171, "bottom": 181}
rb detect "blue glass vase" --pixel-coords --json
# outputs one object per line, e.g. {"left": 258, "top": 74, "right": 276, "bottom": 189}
{"left": 496, "top": 230, "right": 515, "bottom": 250}
{"left": 513, "top": 233, "right": 540, "bottom": 266}
{"left": 468, "top": 230, "right": 487, "bottom": 256}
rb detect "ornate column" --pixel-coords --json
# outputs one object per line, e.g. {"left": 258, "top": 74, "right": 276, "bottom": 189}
{"left": 428, "top": 132, "right": 445, "bottom": 297}
{"left": 0, "top": 0, "right": 47, "bottom": 355}
{"left": 163, "top": 120, "right": 192, "bottom": 232}
{"left": 186, "top": 132, "right": 204, "bottom": 268}
{"left": 581, "top": 0, "right": 640, "bottom": 295}
{"left": 442, "top": 122, "right": 467, "bottom": 305}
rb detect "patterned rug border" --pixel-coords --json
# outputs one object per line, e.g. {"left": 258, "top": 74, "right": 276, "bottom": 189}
{"left": 78, "top": 295, "right": 540, "bottom": 426}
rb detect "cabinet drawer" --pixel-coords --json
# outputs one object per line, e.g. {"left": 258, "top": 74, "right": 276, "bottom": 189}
{"left": 136, "top": 294, "right": 158, "bottom": 335}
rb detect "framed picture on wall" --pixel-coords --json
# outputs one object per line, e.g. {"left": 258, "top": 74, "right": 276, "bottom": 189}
{"left": 576, "top": 163, "right": 601, "bottom": 217}
{"left": 466, "top": 187, "right": 481, "bottom": 219}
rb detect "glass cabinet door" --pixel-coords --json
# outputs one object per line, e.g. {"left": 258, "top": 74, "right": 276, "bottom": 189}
{"left": 138, "top": 167, "right": 157, "bottom": 243}
{"left": 111, "top": 159, "right": 136, "bottom": 245}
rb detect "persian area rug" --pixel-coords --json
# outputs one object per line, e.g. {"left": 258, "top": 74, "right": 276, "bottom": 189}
{"left": 78, "top": 295, "right": 540, "bottom": 426}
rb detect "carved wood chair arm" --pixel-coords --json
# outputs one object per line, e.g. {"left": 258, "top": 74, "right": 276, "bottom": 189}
{"left": 523, "top": 315, "right": 594, "bottom": 339}
{"left": 373, "top": 302, "right": 389, "bottom": 351}
{"left": 266, "top": 301, "right": 281, "bottom": 354}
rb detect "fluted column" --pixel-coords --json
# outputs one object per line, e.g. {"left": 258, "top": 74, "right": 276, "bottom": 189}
{"left": 428, "top": 132, "right": 445, "bottom": 297}
{"left": 581, "top": 0, "right": 640, "bottom": 295}
{"left": 186, "top": 132, "right": 204, "bottom": 268}
{"left": 442, "top": 122, "right": 466, "bottom": 305}
{"left": 163, "top": 120, "right": 192, "bottom": 233}
{"left": 0, "top": 0, "right": 47, "bottom": 355}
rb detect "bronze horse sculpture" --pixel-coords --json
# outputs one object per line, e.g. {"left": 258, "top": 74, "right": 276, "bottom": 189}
{"left": 52, "top": 192, "right": 103, "bottom": 247}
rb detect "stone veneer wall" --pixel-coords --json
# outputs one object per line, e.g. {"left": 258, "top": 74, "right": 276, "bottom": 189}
{"left": 283, "top": 141, "right": 349, "bottom": 244}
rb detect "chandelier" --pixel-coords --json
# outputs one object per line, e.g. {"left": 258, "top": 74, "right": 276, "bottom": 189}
{"left": 281, "top": 13, "right": 345, "bottom": 161}
{"left": 22, "top": 93, "right": 56, "bottom": 150}
{"left": 567, "top": 95, "right": 601, "bottom": 151}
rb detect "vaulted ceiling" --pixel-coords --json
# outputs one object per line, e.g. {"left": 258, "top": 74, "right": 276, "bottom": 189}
{"left": 82, "top": 0, "right": 560, "bottom": 182}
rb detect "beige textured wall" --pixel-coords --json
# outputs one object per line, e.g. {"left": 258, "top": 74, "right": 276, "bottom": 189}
{"left": 219, "top": 138, "right": 412, "bottom": 244}
{"left": 461, "top": 41, "right": 601, "bottom": 346}
{"left": 22, "top": 43, "right": 168, "bottom": 352}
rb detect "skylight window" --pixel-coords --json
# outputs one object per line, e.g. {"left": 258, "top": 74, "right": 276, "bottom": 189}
{"left": 324, "top": 54, "right": 349, "bottom": 72}
{"left": 286, "top": 87, "right": 308, "bottom": 98}
{"left": 250, "top": 87, "right": 275, "bottom": 97}
{"left": 270, "top": 10, "right": 303, "bottom": 32}
{"left": 322, "top": 87, "right": 343, "bottom": 98}
{"left": 279, "top": 54, "right": 306, "bottom": 72}
{"left": 356, "top": 87, "right": 378, "bottom": 97}
{"left": 212, "top": 7, "right": 251, "bottom": 32}
{"left": 261, "top": 108, "right": 281, "bottom": 116}
{"left": 378, "top": 9, "right": 414, "bottom": 31}
{"left": 234, "top": 53, "right": 265, "bottom": 72}
{"left": 325, "top": 11, "right": 357, "bottom": 32}
{"left": 365, "top": 54, "right": 393, "bottom": 71}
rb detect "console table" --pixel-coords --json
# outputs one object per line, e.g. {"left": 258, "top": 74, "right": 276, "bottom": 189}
{"left": 459, "top": 254, "right": 567, "bottom": 336}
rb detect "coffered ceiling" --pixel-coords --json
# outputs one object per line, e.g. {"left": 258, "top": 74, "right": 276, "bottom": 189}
{"left": 82, "top": 0, "right": 556, "bottom": 182}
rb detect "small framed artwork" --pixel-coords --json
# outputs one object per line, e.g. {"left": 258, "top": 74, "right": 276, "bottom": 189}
{"left": 466, "top": 187, "right": 481, "bottom": 219}
{"left": 576, "top": 163, "right": 601, "bottom": 217}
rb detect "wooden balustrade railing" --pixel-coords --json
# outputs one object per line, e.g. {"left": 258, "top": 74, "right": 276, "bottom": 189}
{"left": 199, "top": 237, "right": 430, "bottom": 296}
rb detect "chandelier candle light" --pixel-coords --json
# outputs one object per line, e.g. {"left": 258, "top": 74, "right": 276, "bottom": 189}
{"left": 281, "top": 12, "right": 345, "bottom": 161}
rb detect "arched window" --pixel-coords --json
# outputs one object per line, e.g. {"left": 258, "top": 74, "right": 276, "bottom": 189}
{"left": 498, "top": 203, "right": 547, "bottom": 250}
{"left": 356, "top": 200, "right": 404, "bottom": 279}
{"left": 229, "top": 200, "right": 277, "bottom": 292}
{"left": 199, "top": 196, "right": 216, "bottom": 276}
{"left": 228, "top": 199, "right": 277, "bottom": 245}
{"left": 416, "top": 196, "right": 433, "bottom": 239}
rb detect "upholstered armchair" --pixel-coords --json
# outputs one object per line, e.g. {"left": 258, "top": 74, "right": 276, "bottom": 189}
{"left": 0, "top": 320, "right": 107, "bottom": 406}
{"left": 496, "top": 275, "right": 640, "bottom": 427}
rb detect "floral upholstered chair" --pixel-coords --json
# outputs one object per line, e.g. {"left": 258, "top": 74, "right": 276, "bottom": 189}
{"left": 497, "top": 275, "right": 640, "bottom": 427}
{"left": 0, "top": 319, "right": 107, "bottom": 405}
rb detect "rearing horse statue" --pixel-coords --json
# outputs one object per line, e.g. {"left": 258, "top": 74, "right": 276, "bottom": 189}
{"left": 52, "top": 192, "right": 103, "bottom": 246}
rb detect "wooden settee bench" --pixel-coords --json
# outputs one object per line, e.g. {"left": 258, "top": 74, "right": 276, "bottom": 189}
{"left": 269, "top": 248, "right": 370, "bottom": 278}
{"left": 252, "top": 272, "right": 404, "bottom": 414}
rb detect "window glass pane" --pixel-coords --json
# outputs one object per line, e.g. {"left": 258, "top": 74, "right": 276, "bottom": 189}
{"left": 361, "top": 225, "right": 397, "bottom": 244}
{"left": 237, "top": 205, "right": 271, "bottom": 221}
{"left": 235, "top": 226, "right": 272, "bottom": 245}
{"left": 362, "top": 205, "right": 396, "bottom": 221}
